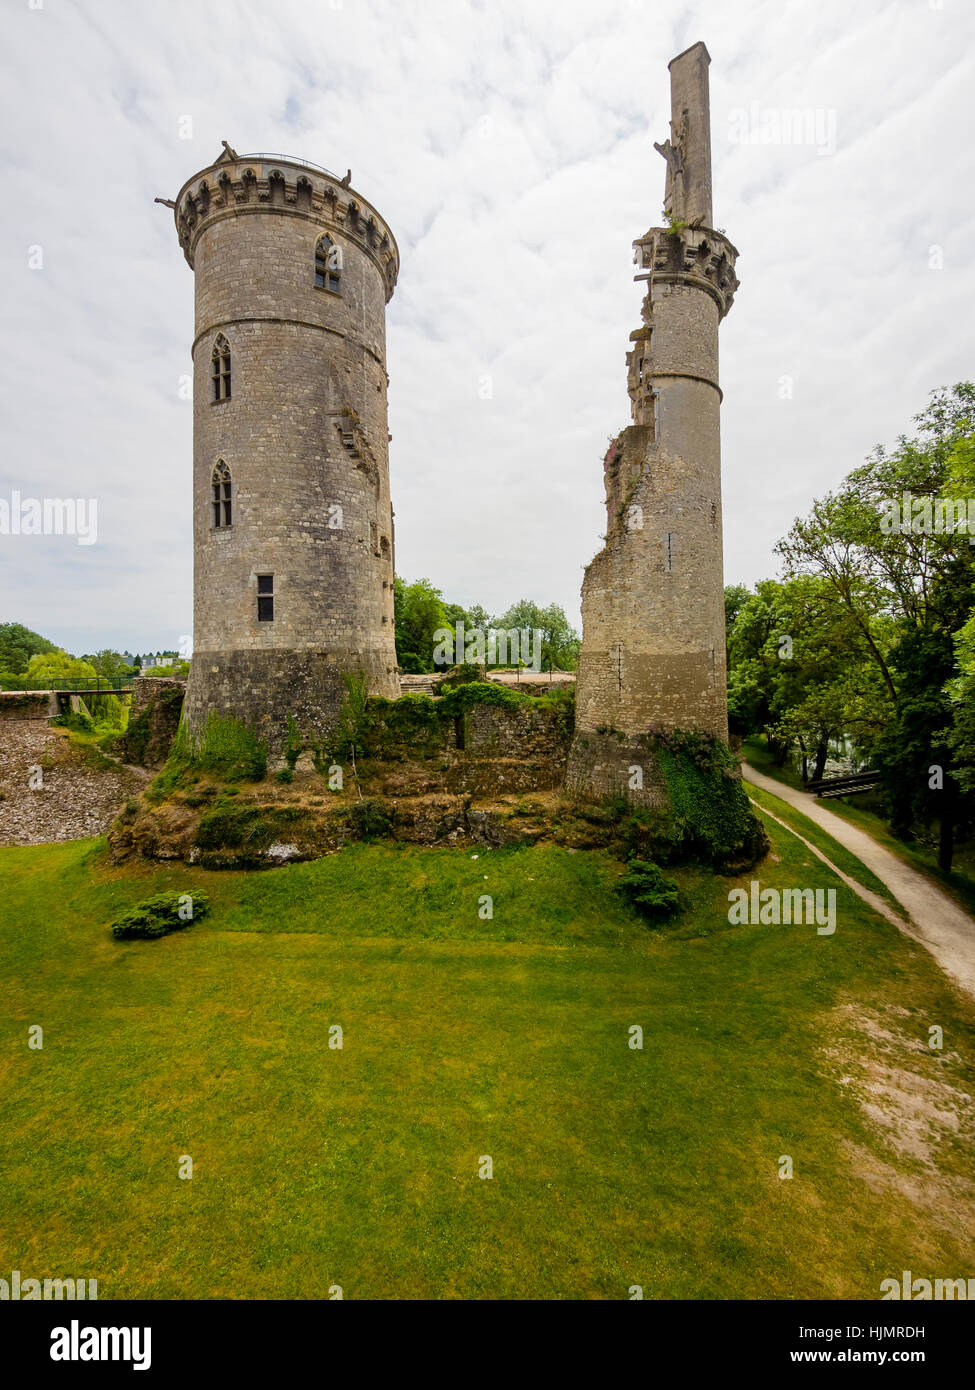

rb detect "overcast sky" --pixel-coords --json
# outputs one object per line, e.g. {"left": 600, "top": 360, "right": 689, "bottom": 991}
{"left": 1, "top": 0, "right": 972, "bottom": 655}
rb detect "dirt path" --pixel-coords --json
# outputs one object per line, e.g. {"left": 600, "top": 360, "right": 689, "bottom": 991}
{"left": 743, "top": 763, "right": 975, "bottom": 1000}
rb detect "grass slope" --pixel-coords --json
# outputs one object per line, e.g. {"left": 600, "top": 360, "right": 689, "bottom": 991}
{"left": 2, "top": 831, "right": 974, "bottom": 1299}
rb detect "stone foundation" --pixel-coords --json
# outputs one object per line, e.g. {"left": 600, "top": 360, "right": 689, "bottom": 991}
{"left": 563, "top": 730, "right": 669, "bottom": 808}
{"left": 184, "top": 648, "right": 396, "bottom": 752}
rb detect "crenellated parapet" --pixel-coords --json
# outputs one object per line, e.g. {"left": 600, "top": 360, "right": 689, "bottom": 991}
{"left": 632, "top": 225, "right": 740, "bottom": 319}
{"left": 172, "top": 151, "right": 399, "bottom": 301}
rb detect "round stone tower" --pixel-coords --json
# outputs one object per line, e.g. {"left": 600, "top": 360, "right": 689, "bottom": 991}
{"left": 167, "top": 146, "right": 400, "bottom": 750}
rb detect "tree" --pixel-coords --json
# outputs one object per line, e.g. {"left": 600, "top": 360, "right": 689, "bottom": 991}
{"left": 81, "top": 650, "right": 137, "bottom": 680}
{"left": 393, "top": 577, "right": 449, "bottom": 673}
{"left": 0, "top": 622, "right": 58, "bottom": 675}
{"left": 727, "top": 577, "right": 885, "bottom": 777}
{"left": 493, "top": 599, "right": 580, "bottom": 671}
{"left": 777, "top": 383, "right": 975, "bottom": 866}
{"left": 145, "top": 660, "right": 190, "bottom": 679}
{"left": 25, "top": 651, "right": 98, "bottom": 686}
{"left": 724, "top": 583, "right": 751, "bottom": 634}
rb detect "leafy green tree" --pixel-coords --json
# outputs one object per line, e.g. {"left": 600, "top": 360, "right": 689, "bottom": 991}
{"left": 393, "top": 577, "right": 449, "bottom": 673}
{"left": 777, "top": 383, "right": 975, "bottom": 866}
{"left": 724, "top": 583, "right": 751, "bottom": 634}
{"left": 493, "top": 599, "right": 580, "bottom": 671}
{"left": 464, "top": 604, "right": 491, "bottom": 630}
{"left": 947, "top": 606, "right": 975, "bottom": 798}
{"left": 727, "top": 577, "right": 886, "bottom": 777}
{"left": 0, "top": 623, "right": 58, "bottom": 674}
{"left": 82, "top": 650, "right": 137, "bottom": 680}
{"left": 25, "top": 651, "right": 98, "bottom": 686}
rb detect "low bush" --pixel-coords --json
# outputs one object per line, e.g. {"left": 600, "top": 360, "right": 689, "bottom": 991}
{"left": 615, "top": 858, "right": 680, "bottom": 922}
{"left": 347, "top": 797, "right": 393, "bottom": 840}
{"left": 110, "top": 891, "right": 210, "bottom": 941}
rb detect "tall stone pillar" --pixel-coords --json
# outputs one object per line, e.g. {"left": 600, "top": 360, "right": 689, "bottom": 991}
{"left": 565, "top": 42, "right": 740, "bottom": 805}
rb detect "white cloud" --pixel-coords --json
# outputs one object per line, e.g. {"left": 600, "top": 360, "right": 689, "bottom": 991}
{"left": 0, "top": 0, "right": 972, "bottom": 652}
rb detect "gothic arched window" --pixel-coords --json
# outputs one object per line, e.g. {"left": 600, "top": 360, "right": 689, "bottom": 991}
{"left": 211, "top": 334, "right": 231, "bottom": 402}
{"left": 211, "top": 460, "right": 232, "bottom": 528}
{"left": 315, "top": 234, "right": 342, "bottom": 293}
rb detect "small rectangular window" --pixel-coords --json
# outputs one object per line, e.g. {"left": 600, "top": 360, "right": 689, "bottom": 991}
{"left": 257, "top": 574, "right": 274, "bottom": 621}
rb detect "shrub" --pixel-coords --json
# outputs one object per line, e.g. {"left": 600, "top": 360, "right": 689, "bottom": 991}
{"left": 359, "top": 692, "right": 443, "bottom": 759}
{"left": 437, "top": 681, "right": 530, "bottom": 719}
{"left": 146, "top": 714, "right": 267, "bottom": 800}
{"left": 195, "top": 801, "right": 301, "bottom": 852}
{"left": 52, "top": 710, "right": 95, "bottom": 734}
{"left": 615, "top": 858, "right": 680, "bottom": 922}
{"left": 433, "top": 662, "right": 486, "bottom": 691}
{"left": 276, "top": 767, "right": 294, "bottom": 784}
{"left": 111, "top": 891, "right": 210, "bottom": 940}
{"left": 347, "top": 797, "right": 392, "bottom": 840}
{"left": 284, "top": 713, "right": 303, "bottom": 771}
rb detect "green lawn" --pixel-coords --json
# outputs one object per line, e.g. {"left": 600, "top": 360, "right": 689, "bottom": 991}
{"left": 2, "top": 831, "right": 974, "bottom": 1299}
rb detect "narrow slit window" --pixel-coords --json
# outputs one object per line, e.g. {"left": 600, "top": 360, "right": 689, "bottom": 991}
{"left": 315, "top": 235, "right": 342, "bottom": 293}
{"left": 257, "top": 574, "right": 274, "bottom": 622}
{"left": 211, "top": 460, "right": 232, "bottom": 528}
{"left": 211, "top": 334, "right": 231, "bottom": 401}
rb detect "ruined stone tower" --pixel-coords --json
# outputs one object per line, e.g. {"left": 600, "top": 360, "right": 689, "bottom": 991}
{"left": 165, "top": 148, "right": 400, "bottom": 749}
{"left": 565, "top": 43, "right": 740, "bottom": 803}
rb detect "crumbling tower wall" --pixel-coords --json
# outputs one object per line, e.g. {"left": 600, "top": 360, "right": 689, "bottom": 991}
{"left": 565, "top": 42, "right": 740, "bottom": 804}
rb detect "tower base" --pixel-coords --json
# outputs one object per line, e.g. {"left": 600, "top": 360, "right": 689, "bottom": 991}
{"left": 564, "top": 729, "right": 669, "bottom": 808}
{"left": 184, "top": 648, "right": 400, "bottom": 753}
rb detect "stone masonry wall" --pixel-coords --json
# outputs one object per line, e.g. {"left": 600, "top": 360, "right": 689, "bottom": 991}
{"left": 173, "top": 154, "right": 401, "bottom": 752}
{"left": 120, "top": 678, "right": 186, "bottom": 767}
{"left": 0, "top": 692, "right": 56, "bottom": 721}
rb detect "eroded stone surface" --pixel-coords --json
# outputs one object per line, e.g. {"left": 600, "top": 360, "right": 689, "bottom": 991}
{"left": 0, "top": 722, "right": 149, "bottom": 846}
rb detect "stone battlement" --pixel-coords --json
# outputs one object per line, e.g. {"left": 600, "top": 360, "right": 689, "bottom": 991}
{"left": 171, "top": 150, "right": 399, "bottom": 298}
{"left": 632, "top": 225, "right": 740, "bottom": 318}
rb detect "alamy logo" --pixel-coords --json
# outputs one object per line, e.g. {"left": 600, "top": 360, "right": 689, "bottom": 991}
{"left": 727, "top": 103, "right": 837, "bottom": 155}
{"left": 0, "top": 491, "right": 98, "bottom": 545}
{"left": 433, "top": 621, "right": 542, "bottom": 672}
{"left": 727, "top": 881, "right": 836, "bottom": 935}
{"left": 50, "top": 1320, "right": 151, "bottom": 1372}
{"left": 881, "top": 1270, "right": 975, "bottom": 1300}
{"left": 0, "top": 1270, "right": 97, "bottom": 1300}
{"left": 879, "top": 491, "right": 975, "bottom": 539}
